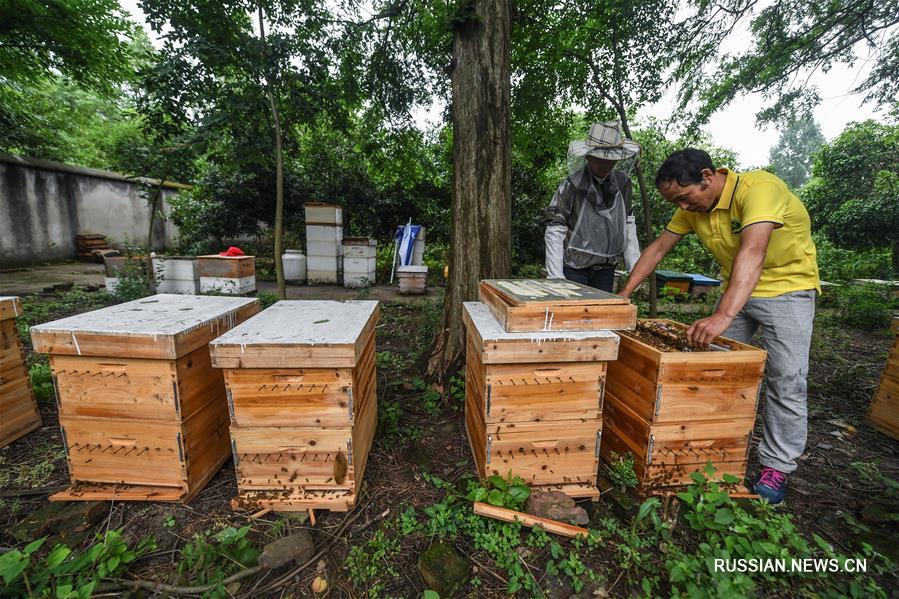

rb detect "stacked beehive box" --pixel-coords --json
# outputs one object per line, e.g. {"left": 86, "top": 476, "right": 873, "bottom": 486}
{"left": 1, "top": 297, "right": 41, "bottom": 447}
{"left": 464, "top": 279, "right": 636, "bottom": 498}
{"left": 343, "top": 238, "right": 377, "bottom": 288}
{"left": 30, "top": 294, "right": 260, "bottom": 502}
{"left": 198, "top": 255, "right": 256, "bottom": 295}
{"left": 305, "top": 202, "right": 343, "bottom": 284}
{"left": 209, "top": 300, "right": 378, "bottom": 513}
{"left": 869, "top": 317, "right": 899, "bottom": 440}
{"left": 602, "top": 319, "right": 766, "bottom": 494}
{"left": 153, "top": 256, "right": 200, "bottom": 294}
{"left": 397, "top": 265, "right": 427, "bottom": 295}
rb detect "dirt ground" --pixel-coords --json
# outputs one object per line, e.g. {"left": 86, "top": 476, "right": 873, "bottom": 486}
{"left": 1, "top": 278, "right": 897, "bottom": 597}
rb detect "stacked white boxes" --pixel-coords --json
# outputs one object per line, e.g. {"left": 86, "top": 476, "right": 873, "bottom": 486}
{"left": 305, "top": 202, "right": 343, "bottom": 284}
{"left": 153, "top": 256, "right": 200, "bottom": 294}
{"left": 343, "top": 238, "right": 377, "bottom": 288}
{"left": 198, "top": 255, "right": 257, "bottom": 295}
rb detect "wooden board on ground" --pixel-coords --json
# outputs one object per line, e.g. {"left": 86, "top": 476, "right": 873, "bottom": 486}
{"left": 479, "top": 279, "right": 636, "bottom": 332}
{"left": 463, "top": 302, "right": 620, "bottom": 365}
{"left": 31, "top": 294, "right": 260, "bottom": 359}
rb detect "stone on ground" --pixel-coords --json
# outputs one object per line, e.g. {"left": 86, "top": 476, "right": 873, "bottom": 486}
{"left": 258, "top": 530, "right": 315, "bottom": 570}
{"left": 525, "top": 491, "right": 589, "bottom": 526}
{"left": 417, "top": 542, "right": 469, "bottom": 596}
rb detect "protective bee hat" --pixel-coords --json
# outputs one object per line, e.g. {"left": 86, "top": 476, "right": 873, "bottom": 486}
{"left": 567, "top": 121, "right": 641, "bottom": 175}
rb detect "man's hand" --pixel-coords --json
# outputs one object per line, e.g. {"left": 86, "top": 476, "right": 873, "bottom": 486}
{"left": 686, "top": 312, "right": 734, "bottom": 348}
{"left": 618, "top": 289, "right": 631, "bottom": 299}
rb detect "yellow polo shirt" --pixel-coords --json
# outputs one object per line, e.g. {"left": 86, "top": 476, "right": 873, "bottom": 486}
{"left": 665, "top": 168, "right": 820, "bottom": 297}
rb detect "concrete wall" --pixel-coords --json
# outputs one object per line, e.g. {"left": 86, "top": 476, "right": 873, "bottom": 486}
{"left": 0, "top": 153, "right": 188, "bottom": 268}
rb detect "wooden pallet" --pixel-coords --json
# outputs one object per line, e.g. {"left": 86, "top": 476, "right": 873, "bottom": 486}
{"left": 463, "top": 301, "right": 615, "bottom": 497}
{"left": 478, "top": 279, "right": 636, "bottom": 332}
{"left": 33, "top": 294, "right": 260, "bottom": 502}
{"left": 869, "top": 317, "right": 899, "bottom": 440}
{"left": 0, "top": 297, "right": 41, "bottom": 447}
{"left": 602, "top": 319, "right": 766, "bottom": 494}
{"left": 210, "top": 300, "right": 379, "bottom": 513}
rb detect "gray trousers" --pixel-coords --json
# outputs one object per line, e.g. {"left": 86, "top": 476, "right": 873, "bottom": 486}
{"left": 723, "top": 289, "right": 816, "bottom": 474}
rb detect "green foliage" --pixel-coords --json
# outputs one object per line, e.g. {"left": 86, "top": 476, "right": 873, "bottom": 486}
{"left": 412, "top": 378, "right": 442, "bottom": 416}
{"left": 466, "top": 473, "right": 531, "bottom": 511}
{"left": 813, "top": 234, "right": 893, "bottom": 282}
{"left": 256, "top": 291, "right": 280, "bottom": 310}
{"left": 801, "top": 120, "right": 899, "bottom": 269}
{"left": 344, "top": 526, "right": 401, "bottom": 598}
{"left": 0, "top": 530, "right": 155, "bottom": 598}
{"left": 607, "top": 452, "right": 639, "bottom": 490}
{"left": 111, "top": 259, "right": 154, "bottom": 303}
{"left": 178, "top": 526, "right": 259, "bottom": 596}
{"left": 665, "top": 466, "right": 891, "bottom": 598}
{"left": 448, "top": 373, "right": 465, "bottom": 405}
{"left": 0, "top": 0, "right": 135, "bottom": 92}
{"left": 767, "top": 116, "right": 825, "bottom": 189}
{"left": 820, "top": 283, "right": 896, "bottom": 330}
{"left": 29, "top": 362, "right": 54, "bottom": 403}
{"left": 690, "top": 0, "right": 899, "bottom": 125}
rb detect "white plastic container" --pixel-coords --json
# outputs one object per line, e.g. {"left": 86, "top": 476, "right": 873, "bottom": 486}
{"left": 282, "top": 250, "right": 307, "bottom": 284}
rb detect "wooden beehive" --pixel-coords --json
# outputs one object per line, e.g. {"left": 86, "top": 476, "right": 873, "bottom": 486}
{"left": 463, "top": 301, "right": 620, "bottom": 498}
{"left": 479, "top": 279, "right": 636, "bottom": 333}
{"left": 869, "top": 317, "right": 899, "bottom": 440}
{"left": 1, "top": 297, "right": 42, "bottom": 447}
{"left": 30, "top": 294, "right": 260, "bottom": 502}
{"left": 198, "top": 255, "right": 256, "bottom": 294}
{"left": 209, "top": 300, "right": 379, "bottom": 513}
{"left": 602, "top": 319, "right": 766, "bottom": 493}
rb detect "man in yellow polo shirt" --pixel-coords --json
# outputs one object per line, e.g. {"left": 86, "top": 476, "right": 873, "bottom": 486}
{"left": 619, "top": 148, "right": 820, "bottom": 505}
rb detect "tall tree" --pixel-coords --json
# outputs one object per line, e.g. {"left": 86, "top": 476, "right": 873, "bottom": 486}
{"left": 513, "top": 0, "right": 749, "bottom": 315}
{"left": 685, "top": 0, "right": 899, "bottom": 126}
{"left": 768, "top": 116, "right": 825, "bottom": 188}
{"left": 139, "top": 0, "right": 350, "bottom": 298}
{"left": 0, "top": 0, "right": 134, "bottom": 91}
{"left": 801, "top": 119, "right": 899, "bottom": 272}
{"left": 427, "top": 0, "right": 513, "bottom": 381}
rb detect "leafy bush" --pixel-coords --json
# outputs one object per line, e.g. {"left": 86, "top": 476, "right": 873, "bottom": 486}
{"left": 29, "top": 362, "right": 54, "bottom": 403}
{"left": 178, "top": 525, "right": 258, "bottom": 596}
{"left": 466, "top": 473, "right": 531, "bottom": 510}
{"left": 0, "top": 531, "right": 155, "bottom": 599}
{"left": 256, "top": 291, "right": 279, "bottom": 310}
{"left": 814, "top": 234, "right": 892, "bottom": 282}
{"left": 110, "top": 258, "right": 154, "bottom": 303}
{"left": 821, "top": 283, "right": 895, "bottom": 330}
{"left": 607, "top": 451, "right": 639, "bottom": 490}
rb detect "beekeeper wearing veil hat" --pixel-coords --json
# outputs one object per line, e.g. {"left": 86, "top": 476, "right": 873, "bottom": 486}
{"left": 543, "top": 121, "right": 642, "bottom": 292}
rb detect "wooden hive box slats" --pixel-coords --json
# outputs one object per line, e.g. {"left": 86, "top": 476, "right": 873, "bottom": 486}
{"left": 0, "top": 297, "right": 23, "bottom": 322}
{"left": 478, "top": 280, "right": 636, "bottom": 333}
{"left": 601, "top": 391, "right": 754, "bottom": 489}
{"left": 31, "top": 295, "right": 261, "bottom": 360}
{"left": 869, "top": 372, "right": 899, "bottom": 440}
{"left": 0, "top": 297, "right": 41, "bottom": 448}
{"left": 480, "top": 420, "right": 601, "bottom": 487}
{"left": 215, "top": 300, "right": 380, "bottom": 512}
{"left": 197, "top": 255, "right": 256, "bottom": 279}
{"left": 463, "top": 302, "right": 620, "bottom": 365}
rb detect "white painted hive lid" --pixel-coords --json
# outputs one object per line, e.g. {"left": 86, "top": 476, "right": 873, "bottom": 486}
{"left": 463, "top": 301, "right": 619, "bottom": 342}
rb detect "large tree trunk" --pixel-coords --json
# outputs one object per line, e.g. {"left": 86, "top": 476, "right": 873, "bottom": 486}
{"left": 259, "top": 7, "right": 286, "bottom": 300}
{"left": 427, "top": 0, "right": 512, "bottom": 383}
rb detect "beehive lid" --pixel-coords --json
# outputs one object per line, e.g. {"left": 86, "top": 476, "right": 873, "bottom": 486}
{"left": 655, "top": 270, "right": 693, "bottom": 283}
{"left": 0, "top": 296, "right": 22, "bottom": 321}
{"left": 481, "top": 279, "right": 628, "bottom": 306}
{"left": 30, "top": 294, "right": 260, "bottom": 359}
{"left": 209, "top": 300, "right": 379, "bottom": 368}
{"left": 463, "top": 302, "right": 619, "bottom": 364}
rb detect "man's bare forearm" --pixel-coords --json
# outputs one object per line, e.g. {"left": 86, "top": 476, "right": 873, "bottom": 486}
{"left": 620, "top": 231, "right": 681, "bottom": 297}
